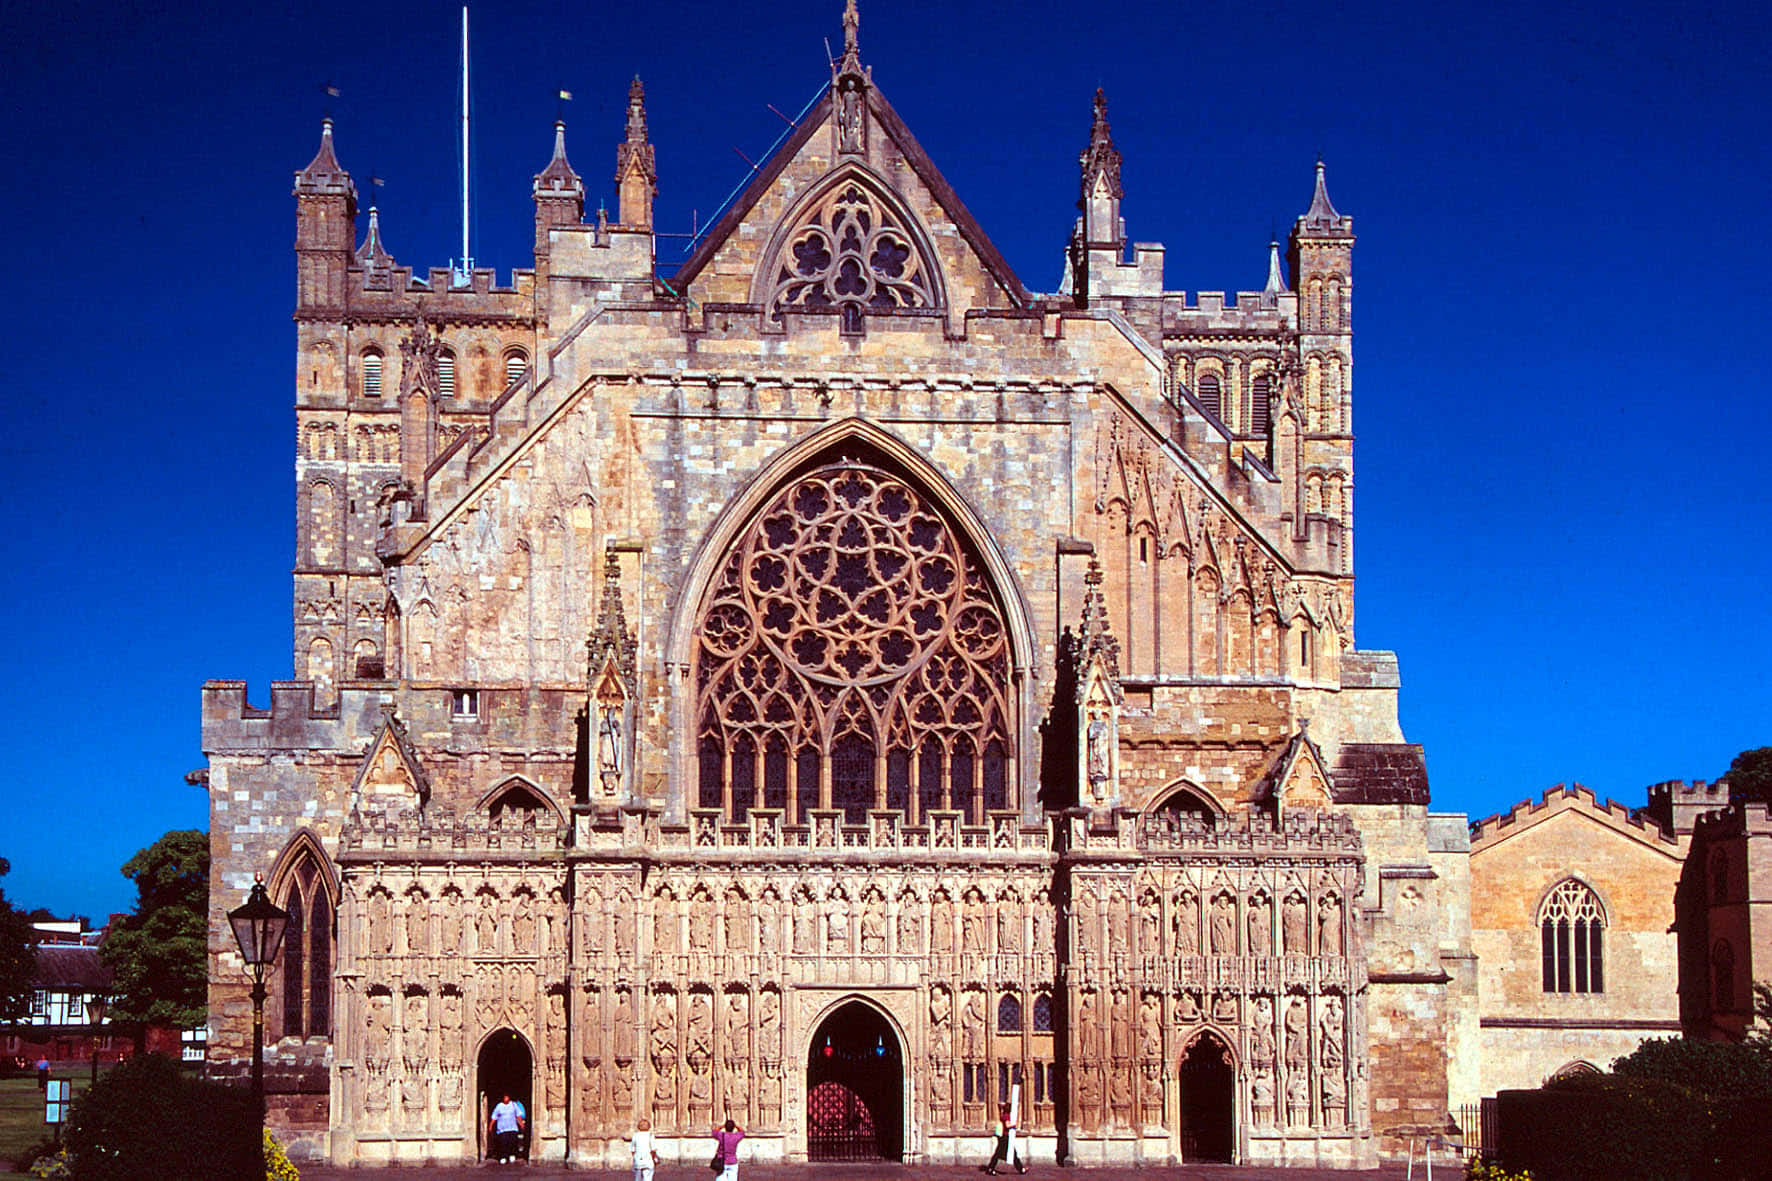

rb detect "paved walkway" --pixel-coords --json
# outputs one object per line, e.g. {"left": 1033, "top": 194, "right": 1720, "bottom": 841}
{"left": 296, "top": 1164, "right": 1413, "bottom": 1180}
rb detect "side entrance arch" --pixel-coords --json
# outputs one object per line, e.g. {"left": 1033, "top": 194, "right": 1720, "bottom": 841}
{"left": 805, "top": 999, "right": 904, "bottom": 1161}
{"left": 1178, "top": 1029, "right": 1235, "bottom": 1163}
{"left": 477, "top": 1028, "right": 534, "bottom": 1161}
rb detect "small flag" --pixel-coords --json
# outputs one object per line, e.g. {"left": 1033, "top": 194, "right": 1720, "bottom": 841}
{"left": 558, "top": 89, "right": 573, "bottom": 102}
{"left": 325, "top": 84, "right": 341, "bottom": 98}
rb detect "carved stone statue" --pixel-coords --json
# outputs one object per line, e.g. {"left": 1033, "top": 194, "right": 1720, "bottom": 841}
{"left": 860, "top": 903, "right": 886, "bottom": 954}
{"left": 826, "top": 894, "right": 850, "bottom": 954}
{"left": 613, "top": 988, "right": 635, "bottom": 1060}
{"left": 930, "top": 987, "right": 952, "bottom": 1058}
{"left": 996, "top": 903, "right": 1021, "bottom": 955}
{"left": 1138, "top": 993, "right": 1161, "bottom": 1059}
{"left": 1078, "top": 989, "right": 1100, "bottom": 1058}
{"left": 724, "top": 896, "right": 748, "bottom": 958}
{"left": 547, "top": 991, "right": 566, "bottom": 1064}
{"left": 1283, "top": 892, "right": 1309, "bottom": 954}
{"left": 1110, "top": 988, "right": 1132, "bottom": 1058}
{"left": 597, "top": 703, "right": 623, "bottom": 792}
{"left": 1086, "top": 717, "right": 1111, "bottom": 791}
{"left": 1173, "top": 893, "right": 1198, "bottom": 955}
{"left": 1108, "top": 1064, "right": 1132, "bottom": 1125}
{"left": 1138, "top": 902, "right": 1159, "bottom": 961}
{"left": 897, "top": 902, "right": 921, "bottom": 955}
{"left": 1108, "top": 894, "right": 1129, "bottom": 957}
{"left": 654, "top": 901, "right": 676, "bottom": 960}
{"left": 513, "top": 892, "right": 536, "bottom": 955}
{"left": 1209, "top": 892, "right": 1235, "bottom": 955}
{"left": 757, "top": 901, "right": 779, "bottom": 957}
{"left": 368, "top": 890, "right": 391, "bottom": 955}
{"left": 402, "top": 992, "right": 427, "bottom": 1063}
{"left": 1247, "top": 892, "right": 1271, "bottom": 956}
{"left": 1285, "top": 1069, "right": 1309, "bottom": 1126}
{"left": 961, "top": 990, "right": 985, "bottom": 1059}
{"left": 650, "top": 994, "right": 676, "bottom": 1061}
{"left": 1212, "top": 991, "right": 1238, "bottom": 1023}
{"left": 365, "top": 993, "right": 391, "bottom": 1063}
{"left": 928, "top": 897, "right": 953, "bottom": 956}
{"left": 402, "top": 892, "right": 426, "bottom": 955}
{"left": 1319, "top": 995, "right": 1344, "bottom": 1070}
{"left": 722, "top": 992, "right": 747, "bottom": 1069}
{"left": 688, "top": 992, "right": 713, "bottom": 1061}
{"left": 1318, "top": 895, "right": 1343, "bottom": 956}
{"left": 441, "top": 990, "right": 462, "bottom": 1058}
{"left": 792, "top": 898, "right": 815, "bottom": 954}
{"left": 1252, "top": 1066, "right": 1276, "bottom": 1124}
{"left": 1033, "top": 901, "right": 1053, "bottom": 953}
{"left": 1176, "top": 991, "right": 1201, "bottom": 1022}
{"left": 1284, "top": 997, "right": 1308, "bottom": 1069}
{"left": 476, "top": 892, "right": 497, "bottom": 955}
{"left": 581, "top": 988, "right": 603, "bottom": 1064}
{"left": 690, "top": 902, "right": 713, "bottom": 962}
{"left": 758, "top": 990, "right": 781, "bottom": 1058}
{"left": 1321, "top": 1063, "right": 1347, "bottom": 1125}
{"left": 440, "top": 890, "right": 463, "bottom": 955}
{"left": 963, "top": 895, "right": 986, "bottom": 952}
{"left": 1251, "top": 996, "right": 1276, "bottom": 1063}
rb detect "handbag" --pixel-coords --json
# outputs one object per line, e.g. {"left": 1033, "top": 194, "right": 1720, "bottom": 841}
{"left": 710, "top": 1144, "right": 724, "bottom": 1173}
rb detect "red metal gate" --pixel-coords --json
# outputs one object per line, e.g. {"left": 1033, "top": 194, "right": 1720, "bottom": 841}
{"left": 807, "top": 1079, "right": 881, "bottom": 1161}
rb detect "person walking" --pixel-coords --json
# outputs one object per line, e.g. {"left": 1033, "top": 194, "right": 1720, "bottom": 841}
{"left": 630, "top": 1116, "right": 658, "bottom": 1181}
{"left": 985, "top": 1103, "right": 1027, "bottom": 1175}
{"left": 488, "top": 1091, "right": 525, "bottom": 1164}
{"left": 711, "top": 1117, "right": 745, "bottom": 1181}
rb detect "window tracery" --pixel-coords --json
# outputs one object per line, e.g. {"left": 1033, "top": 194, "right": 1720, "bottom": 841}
{"left": 766, "top": 181, "right": 936, "bottom": 324}
{"left": 276, "top": 853, "right": 333, "bottom": 1039}
{"left": 695, "top": 453, "right": 1013, "bottom": 824}
{"left": 1539, "top": 878, "right": 1604, "bottom": 994}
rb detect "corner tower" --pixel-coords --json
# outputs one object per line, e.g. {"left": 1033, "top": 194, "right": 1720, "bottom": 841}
{"left": 1287, "top": 162, "right": 1356, "bottom": 570}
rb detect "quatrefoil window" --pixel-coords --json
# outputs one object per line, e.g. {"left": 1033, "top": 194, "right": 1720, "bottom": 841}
{"left": 767, "top": 181, "right": 937, "bottom": 323}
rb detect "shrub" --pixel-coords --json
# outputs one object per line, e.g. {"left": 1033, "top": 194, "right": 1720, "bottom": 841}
{"left": 262, "top": 1130, "right": 299, "bottom": 1181}
{"left": 1612, "top": 1036, "right": 1772, "bottom": 1101}
{"left": 1467, "top": 1160, "right": 1534, "bottom": 1181}
{"left": 26, "top": 1145, "right": 71, "bottom": 1179}
{"left": 16, "top": 1137, "right": 63, "bottom": 1174}
{"left": 63, "top": 1053, "right": 259, "bottom": 1181}
{"left": 1496, "top": 1072, "right": 1707, "bottom": 1181}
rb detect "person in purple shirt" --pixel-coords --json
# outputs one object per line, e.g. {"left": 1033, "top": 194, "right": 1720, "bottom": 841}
{"left": 711, "top": 1117, "right": 745, "bottom": 1181}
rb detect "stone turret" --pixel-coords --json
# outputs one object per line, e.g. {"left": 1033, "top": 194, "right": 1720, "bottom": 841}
{"left": 293, "top": 119, "right": 357, "bottom": 310}
{"left": 533, "top": 120, "right": 585, "bottom": 253}
{"left": 1066, "top": 89, "right": 1162, "bottom": 303}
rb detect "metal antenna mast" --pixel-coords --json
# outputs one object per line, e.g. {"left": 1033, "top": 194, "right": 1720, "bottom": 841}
{"left": 454, "top": 6, "right": 473, "bottom": 286}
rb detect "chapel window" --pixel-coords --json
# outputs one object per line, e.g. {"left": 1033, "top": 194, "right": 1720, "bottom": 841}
{"left": 361, "top": 350, "right": 383, "bottom": 400}
{"left": 1539, "top": 878, "right": 1605, "bottom": 994}
{"left": 694, "top": 450, "right": 1015, "bottom": 826}
{"left": 1197, "top": 373, "right": 1223, "bottom": 421}
{"left": 278, "top": 855, "right": 333, "bottom": 1039}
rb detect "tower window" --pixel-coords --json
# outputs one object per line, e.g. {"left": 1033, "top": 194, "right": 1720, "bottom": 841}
{"left": 361, "top": 351, "right": 383, "bottom": 399}
{"left": 1539, "top": 878, "right": 1605, "bottom": 994}
{"left": 438, "top": 350, "right": 455, "bottom": 399}
{"left": 451, "top": 689, "right": 479, "bottom": 719}
{"left": 1197, "top": 373, "right": 1222, "bottom": 420}
{"left": 504, "top": 350, "right": 529, "bottom": 391}
{"left": 1251, "top": 373, "right": 1272, "bottom": 436}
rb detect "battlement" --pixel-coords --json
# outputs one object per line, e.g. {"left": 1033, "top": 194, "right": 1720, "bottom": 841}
{"left": 1642, "top": 778, "right": 1732, "bottom": 836}
{"left": 1468, "top": 781, "right": 1680, "bottom": 848}
{"left": 1162, "top": 290, "right": 1298, "bottom": 335}
{"left": 202, "top": 680, "right": 583, "bottom": 755}
{"left": 1691, "top": 796, "right": 1772, "bottom": 840}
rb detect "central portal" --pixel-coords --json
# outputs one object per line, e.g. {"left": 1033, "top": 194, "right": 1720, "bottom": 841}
{"left": 806, "top": 1001, "right": 903, "bottom": 1161}
{"left": 1178, "top": 1030, "right": 1235, "bottom": 1163}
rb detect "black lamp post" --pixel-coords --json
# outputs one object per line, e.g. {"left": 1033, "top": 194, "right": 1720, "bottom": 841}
{"left": 228, "top": 874, "right": 289, "bottom": 1155}
{"left": 86, "top": 992, "right": 108, "bottom": 1085}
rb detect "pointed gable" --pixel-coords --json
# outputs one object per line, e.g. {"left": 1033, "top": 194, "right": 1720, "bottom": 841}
{"left": 672, "top": 43, "right": 1028, "bottom": 317}
{"left": 1261, "top": 725, "right": 1334, "bottom": 816}
{"left": 349, "top": 708, "right": 430, "bottom": 814}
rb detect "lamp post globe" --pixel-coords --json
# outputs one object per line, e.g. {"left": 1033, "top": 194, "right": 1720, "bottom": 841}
{"left": 227, "top": 875, "right": 289, "bottom": 1158}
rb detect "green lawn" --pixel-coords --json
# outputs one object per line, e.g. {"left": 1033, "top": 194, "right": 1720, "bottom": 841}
{"left": 0, "top": 1072, "right": 95, "bottom": 1169}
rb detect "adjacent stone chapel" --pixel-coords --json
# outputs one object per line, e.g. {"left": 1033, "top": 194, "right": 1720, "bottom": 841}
{"left": 203, "top": 3, "right": 1479, "bottom": 1167}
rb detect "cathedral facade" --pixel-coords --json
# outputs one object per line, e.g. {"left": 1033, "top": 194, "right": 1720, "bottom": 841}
{"left": 203, "top": 5, "right": 1476, "bottom": 1167}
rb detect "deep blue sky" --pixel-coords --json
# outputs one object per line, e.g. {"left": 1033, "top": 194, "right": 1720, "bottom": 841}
{"left": 2, "top": 0, "right": 1766, "bottom": 922}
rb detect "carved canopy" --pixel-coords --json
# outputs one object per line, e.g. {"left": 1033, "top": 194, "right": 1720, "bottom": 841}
{"left": 695, "top": 450, "right": 1012, "bottom": 824}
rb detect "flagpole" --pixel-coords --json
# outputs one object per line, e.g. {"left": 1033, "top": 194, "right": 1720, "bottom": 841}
{"left": 458, "top": 5, "right": 471, "bottom": 284}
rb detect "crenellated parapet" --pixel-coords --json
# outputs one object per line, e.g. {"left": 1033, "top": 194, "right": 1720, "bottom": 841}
{"left": 1468, "top": 781, "right": 1684, "bottom": 850}
{"left": 339, "top": 802, "right": 567, "bottom": 859}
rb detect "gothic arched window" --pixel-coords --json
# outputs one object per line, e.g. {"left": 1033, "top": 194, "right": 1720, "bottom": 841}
{"left": 276, "top": 851, "right": 334, "bottom": 1039}
{"left": 695, "top": 449, "right": 1014, "bottom": 825}
{"left": 1031, "top": 992, "right": 1054, "bottom": 1033}
{"left": 997, "top": 993, "right": 1023, "bottom": 1033}
{"left": 1539, "top": 878, "right": 1605, "bottom": 994}
{"left": 765, "top": 179, "right": 937, "bottom": 326}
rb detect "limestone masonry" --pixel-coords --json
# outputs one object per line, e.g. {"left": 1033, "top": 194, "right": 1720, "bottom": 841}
{"left": 204, "top": 2, "right": 1726, "bottom": 1168}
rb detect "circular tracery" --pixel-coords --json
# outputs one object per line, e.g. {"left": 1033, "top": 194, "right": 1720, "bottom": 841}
{"left": 696, "top": 455, "right": 1012, "bottom": 825}
{"left": 768, "top": 182, "right": 937, "bottom": 324}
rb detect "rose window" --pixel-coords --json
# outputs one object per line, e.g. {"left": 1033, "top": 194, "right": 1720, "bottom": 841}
{"left": 696, "top": 454, "right": 1012, "bottom": 825}
{"left": 768, "top": 182, "right": 936, "bottom": 325}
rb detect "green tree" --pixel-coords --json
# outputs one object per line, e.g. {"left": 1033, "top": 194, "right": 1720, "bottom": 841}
{"left": 0, "top": 857, "right": 36, "bottom": 1020}
{"left": 1724, "top": 746, "right": 1772, "bottom": 805}
{"left": 100, "top": 830, "right": 209, "bottom": 1031}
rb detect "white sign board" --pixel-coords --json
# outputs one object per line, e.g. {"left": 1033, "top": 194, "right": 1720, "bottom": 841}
{"left": 44, "top": 1079, "right": 71, "bottom": 1125}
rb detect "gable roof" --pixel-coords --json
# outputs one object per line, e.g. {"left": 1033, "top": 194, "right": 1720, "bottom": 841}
{"left": 670, "top": 85, "right": 1030, "bottom": 308}
{"left": 1469, "top": 782, "right": 1683, "bottom": 857}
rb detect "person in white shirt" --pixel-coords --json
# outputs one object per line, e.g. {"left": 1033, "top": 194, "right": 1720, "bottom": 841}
{"left": 630, "top": 1117, "right": 658, "bottom": 1181}
{"left": 488, "top": 1092, "right": 525, "bottom": 1164}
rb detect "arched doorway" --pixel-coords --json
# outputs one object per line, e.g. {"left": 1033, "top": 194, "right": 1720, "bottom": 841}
{"left": 1178, "top": 1030, "right": 1235, "bottom": 1163}
{"left": 806, "top": 1001, "right": 903, "bottom": 1161}
{"left": 477, "top": 1028, "right": 534, "bottom": 1161}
